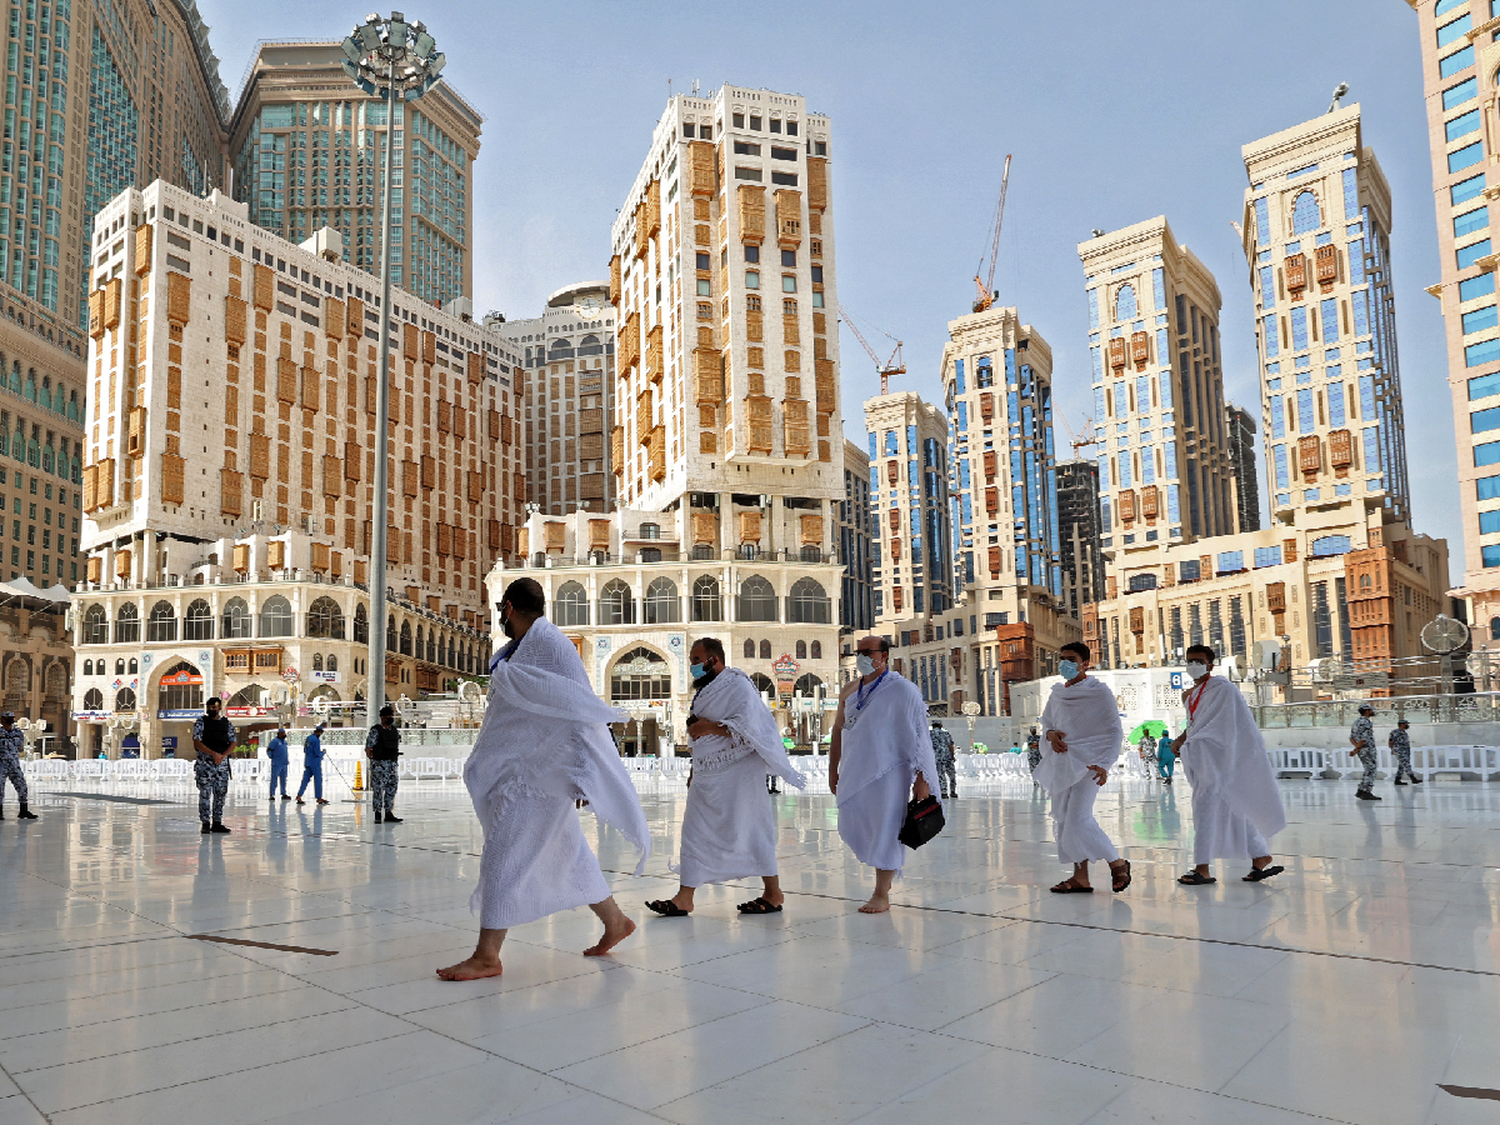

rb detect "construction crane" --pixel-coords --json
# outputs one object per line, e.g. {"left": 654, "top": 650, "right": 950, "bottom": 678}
{"left": 1059, "top": 412, "right": 1101, "bottom": 457}
{"left": 840, "top": 304, "right": 905, "bottom": 395}
{"left": 972, "top": 154, "right": 1012, "bottom": 314}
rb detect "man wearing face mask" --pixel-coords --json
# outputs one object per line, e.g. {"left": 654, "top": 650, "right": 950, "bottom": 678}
{"left": 646, "top": 637, "right": 806, "bottom": 918}
{"left": 1036, "top": 642, "right": 1132, "bottom": 893}
{"left": 830, "top": 635, "right": 940, "bottom": 914}
{"left": 192, "top": 697, "right": 238, "bottom": 834}
{"left": 1172, "top": 645, "right": 1286, "bottom": 884}
{"left": 439, "top": 578, "right": 648, "bottom": 980}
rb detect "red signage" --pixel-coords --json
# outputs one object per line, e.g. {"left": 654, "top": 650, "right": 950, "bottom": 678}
{"left": 160, "top": 669, "right": 203, "bottom": 686}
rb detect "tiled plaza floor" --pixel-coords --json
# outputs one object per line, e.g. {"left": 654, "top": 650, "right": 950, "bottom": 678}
{"left": 2, "top": 772, "right": 1499, "bottom": 1124}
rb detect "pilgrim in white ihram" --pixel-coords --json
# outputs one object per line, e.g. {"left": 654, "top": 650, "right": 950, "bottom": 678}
{"left": 831, "top": 636, "right": 941, "bottom": 914}
{"left": 1172, "top": 646, "right": 1287, "bottom": 885}
{"left": 1036, "top": 642, "right": 1132, "bottom": 893}
{"left": 647, "top": 637, "right": 806, "bottom": 918}
{"left": 438, "top": 579, "right": 647, "bottom": 981}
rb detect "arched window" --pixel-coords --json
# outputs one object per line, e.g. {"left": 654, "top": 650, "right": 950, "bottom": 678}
{"left": 1114, "top": 282, "right": 1137, "bottom": 321}
{"left": 1292, "top": 190, "right": 1320, "bottom": 235}
{"left": 328, "top": 655, "right": 338, "bottom": 673}
{"left": 578, "top": 333, "right": 603, "bottom": 356}
{"left": 388, "top": 614, "right": 397, "bottom": 651}
{"left": 156, "top": 660, "right": 203, "bottom": 712}
{"left": 82, "top": 659, "right": 93, "bottom": 675}
{"left": 599, "top": 579, "right": 635, "bottom": 625}
{"left": 787, "top": 577, "right": 831, "bottom": 624}
{"left": 115, "top": 658, "right": 125, "bottom": 675}
{"left": 811, "top": 640, "right": 822, "bottom": 660}
{"left": 800, "top": 544, "right": 822, "bottom": 562}
{"left": 83, "top": 687, "right": 104, "bottom": 710}
{"left": 795, "top": 640, "right": 807, "bottom": 659}
{"left": 609, "top": 646, "right": 670, "bottom": 701}
{"left": 555, "top": 581, "right": 589, "bottom": 626}
{"left": 447, "top": 638, "right": 456, "bottom": 668}
{"left": 115, "top": 687, "right": 136, "bottom": 711}
{"left": 184, "top": 599, "right": 213, "bottom": 640}
{"left": 637, "top": 521, "right": 660, "bottom": 540}
{"left": 426, "top": 629, "right": 436, "bottom": 662}
{"left": 644, "top": 577, "right": 680, "bottom": 623}
{"left": 222, "top": 598, "right": 252, "bottom": 639}
{"left": 354, "top": 604, "right": 370, "bottom": 643}
{"left": 114, "top": 602, "right": 140, "bottom": 644}
{"left": 146, "top": 600, "right": 177, "bottom": 642}
{"left": 691, "top": 576, "right": 722, "bottom": 621}
{"left": 307, "top": 597, "right": 345, "bottom": 639}
{"left": 737, "top": 575, "right": 778, "bottom": 621}
{"left": 743, "top": 638, "right": 755, "bottom": 659}
{"left": 128, "top": 658, "right": 137, "bottom": 674}
{"left": 81, "top": 604, "right": 107, "bottom": 644}
{"left": 312, "top": 653, "right": 324, "bottom": 671}
{"left": 750, "top": 672, "right": 774, "bottom": 695}
{"left": 400, "top": 621, "right": 412, "bottom": 655}
{"left": 794, "top": 673, "right": 823, "bottom": 696}
{"left": 259, "top": 595, "right": 294, "bottom": 637}
{"left": 759, "top": 639, "right": 772, "bottom": 660}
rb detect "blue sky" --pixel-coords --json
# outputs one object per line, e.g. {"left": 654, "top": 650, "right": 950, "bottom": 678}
{"left": 202, "top": 1, "right": 1460, "bottom": 554}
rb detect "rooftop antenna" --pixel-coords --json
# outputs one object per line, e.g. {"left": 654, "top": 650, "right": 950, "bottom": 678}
{"left": 691, "top": 78, "right": 700, "bottom": 96}
{"left": 1328, "top": 82, "right": 1349, "bottom": 113}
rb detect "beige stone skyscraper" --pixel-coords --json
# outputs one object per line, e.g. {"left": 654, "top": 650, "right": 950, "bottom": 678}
{"left": 865, "top": 389, "right": 951, "bottom": 628}
{"left": 230, "top": 43, "right": 482, "bottom": 307}
{"left": 1078, "top": 219, "right": 1235, "bottom": 558}
{"left": 1241, "top": 104, "right": 1408, "bottom": 528}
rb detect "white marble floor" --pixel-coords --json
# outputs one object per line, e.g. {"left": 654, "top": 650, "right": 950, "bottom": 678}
{"left": 2, "top": 773, "right": 1499, "bottom": 1124}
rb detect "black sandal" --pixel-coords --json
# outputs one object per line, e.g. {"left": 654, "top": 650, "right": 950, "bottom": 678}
{"left": 1178, "top": 871, "right": 1217, "bottom": 885}
{"left": 1243, "top": 865, "right": 1284, "bottom": 883}
{"left": 1111, "top": 860, "right": 1132, "bottom": 893}
{"left": 645, "top": 899, "right": 690, "bottom": 917}
{"left": 737, "top": 897, "right": 784, "bottom": 914}
{"left": 1050, "top": 879, "right": 1094, "bottom": 894}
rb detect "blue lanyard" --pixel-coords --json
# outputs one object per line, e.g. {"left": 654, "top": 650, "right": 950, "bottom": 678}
{"left": 855, "top": 670, "right": 887, "bottom": 711}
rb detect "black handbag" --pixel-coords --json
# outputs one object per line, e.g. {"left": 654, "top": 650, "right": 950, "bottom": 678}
{"left": 898, "top": 795, "right": 945, "bottom": 849}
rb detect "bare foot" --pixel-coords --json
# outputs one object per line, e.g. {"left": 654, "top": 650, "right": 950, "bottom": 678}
{"left": 858, "top": 894, "right": 890, "bottom": 914}
{"left": 435, "top": 956, "right": 504, "bottom": 981}
{"left": 584, "top": 917, "right": 636, "bottom": 956}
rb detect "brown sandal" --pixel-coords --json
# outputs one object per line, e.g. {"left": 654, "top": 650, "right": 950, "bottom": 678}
{"left": 1050, "top": 879, "right": 1094, "bottom": 894}
{"left": 1111, "top": 860, "right": 1132, "bottom": 893}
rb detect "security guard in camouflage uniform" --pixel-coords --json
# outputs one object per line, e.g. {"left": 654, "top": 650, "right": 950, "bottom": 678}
{"left": 192, "top": 697, "right": 238, "bottom": 832}
{"left": 1348, "top": 703, "right": 1380, "bottom": 801}
{"left": 365, "top": 703, "right": 402, "bottom": 823}
{"left": 0, "top": 711, "right": 36, "bottom": 819}
{"left": 930, "top": 720, "right": 957, "bottom": 799}
{"left": 1390, "top": 719, "right": 1421, "bottom": 785}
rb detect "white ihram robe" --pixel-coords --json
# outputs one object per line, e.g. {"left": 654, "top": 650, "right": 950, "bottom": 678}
{"left": 675, "top": 667, "right": 806, "bottom": 887}
{"left": 836, "top": 672, "right": 940, "bottom": 873}
{"left": 1036, "top": 676, "right": 1122, "bottom": 865}
{"left": 1180, "top": 675, "right": 1286, "bottom": 864}
{"left": 463, "top": 618, "right": 649, "bottom": 930}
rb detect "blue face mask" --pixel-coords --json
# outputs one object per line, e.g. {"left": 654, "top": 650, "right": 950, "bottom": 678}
{"left": 1059, "top": 659, "right": 1080, "bottom": 680}
{"left": 691, "top": 663, "right": 707, "bottom": 681}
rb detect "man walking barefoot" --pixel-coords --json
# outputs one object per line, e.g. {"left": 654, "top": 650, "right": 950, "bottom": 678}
{"left": 830, "top": 636, "right": 940, "bottom": 914}
{"left": 437, "top": 578, "right": 647, "bottom": 981}
{"left": 1036, "top": 642, "right": 1131, "bottom": 894}
{"left": 646, "top": 638, "right": 805, "bottom": 918}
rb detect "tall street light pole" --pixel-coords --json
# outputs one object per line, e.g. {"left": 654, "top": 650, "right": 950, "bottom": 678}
{"left": 340, "top": 12, "right": 446, "bottom": 718}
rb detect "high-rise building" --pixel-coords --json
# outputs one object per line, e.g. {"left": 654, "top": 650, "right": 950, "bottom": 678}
{"left": 865, "top": 389, "right": 952, "bottom": 626}
{"left": 229, "top": 43, "right": 482, "bottom": 307}
{"left": 0, "top": 0, "right": 232, "bottom": 601}
{"left": 71, "top": 181, "right": 522, "bottom": 756}
{"left": 495, "top": 282, "right": 616, "bottom": 515}
{"left": 1241, "top": 104, "right": 1408, "bottom": 527}
{"left": 1078, "top": 218, "right": 1236, "bottom": 552}
{"left": 1407, "top": 0, "right": 1500, "bottom": 627}
{"left": 940, "top": 305, "right": 1060, "bottom": 614}
{"left": 840, "top": 437, "right": 874, "bottom": 634}
{"left": 1055, "top": 459, "right": 1103, "bottom": 614}
{"left": 489, "top": 86, "right": 844, "bottom": 752}
{"left": 1225, "top": 403, "right": 1261, "bottom": 533}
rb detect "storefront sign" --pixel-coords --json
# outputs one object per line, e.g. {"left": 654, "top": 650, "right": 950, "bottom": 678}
{"left": 159, "top": 669, "right": 203, "bottom": 687}
{"left": 772, "top": 654, "right": 800, "bottom": 677}
{"left": 71, "top": 710, "right": 111, "bottom": 722}
{"left": 161, "top": 737, "right": 178, "bottom": 750}
{"left": 310, "top": 669, "right": 341, "bottom": 683}
{"left": 157, "top": 709, "right": 201, "bottom": 720}
{"left": 225, "top": 706, "right": 274, "bottom": 718}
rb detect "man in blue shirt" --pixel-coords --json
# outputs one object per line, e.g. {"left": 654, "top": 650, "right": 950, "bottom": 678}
{"left": 1157, "top": 730, "right": 1176, "bottom": 785}
{"left": 296, "top": 723, "right": 328, "bottom": 804}
{"left": 267, "top": 728, "right": 290, "bottom": 800}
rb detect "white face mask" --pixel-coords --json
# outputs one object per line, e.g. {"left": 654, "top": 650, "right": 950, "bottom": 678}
{"left": 856, "top": 654, "right": 878, "bottom": 677}
{"left": 1185, "top": 661, "right": 1209, "bottom": 681}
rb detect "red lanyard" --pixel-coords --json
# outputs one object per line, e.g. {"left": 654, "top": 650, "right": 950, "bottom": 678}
{"left": 1186, "top": 678, "right": 1210, "bottom": 720}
